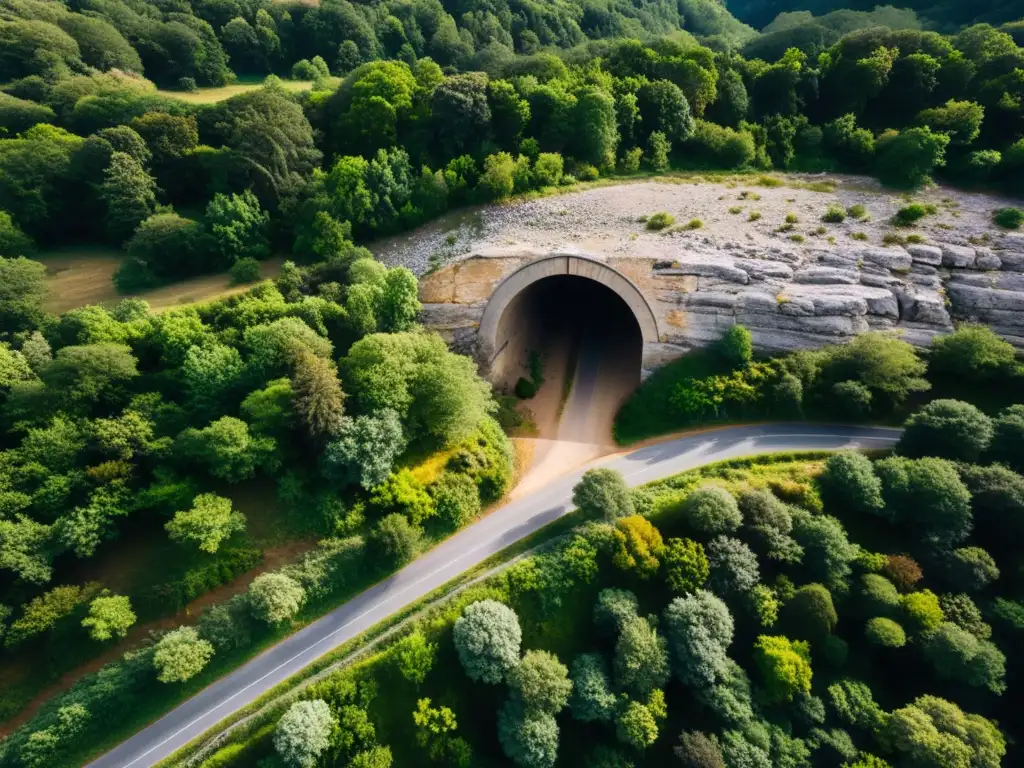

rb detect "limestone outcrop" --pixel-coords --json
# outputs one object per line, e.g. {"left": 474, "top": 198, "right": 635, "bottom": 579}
{"left": 418, "top": 236, "right": 1024, "bottom": 377}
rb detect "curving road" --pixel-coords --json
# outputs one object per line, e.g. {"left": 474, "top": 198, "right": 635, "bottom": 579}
{"left": 91, "top": 424, "right": 900, "bottom": 768}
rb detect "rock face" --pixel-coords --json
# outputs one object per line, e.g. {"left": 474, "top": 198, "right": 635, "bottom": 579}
{"left": 418, "top": 236, "right": 1024, "bottom": 377}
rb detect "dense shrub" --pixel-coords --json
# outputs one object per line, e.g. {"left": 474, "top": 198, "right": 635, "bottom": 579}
{"left": 897, "top": 399, "right": 993, "bottom": 462}
{"left": 681, "top": 485, "right": 742, "bottom": 535}
{"left": 865, "top": 617, "right": 906, "bottom": 648}
{"left": 993, "top": 207, "right": 1024, "bottom": 229}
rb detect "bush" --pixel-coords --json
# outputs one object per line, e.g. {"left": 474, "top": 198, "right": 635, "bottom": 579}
{"left": 993, "top": 207, "right": 1024, "bottom": 229}
{"left": 431, "top": 472, "right": 481, "bottom": 529}
{"left": 929, "top": 325, "right": 1017, "bottom": 381}
{"left": 291, "top": 59, "right": 319, "bottom": 80}
{"left": 875, "top": 127, "right": 949, "bottom": 188}
{"left": 989, "top": 405, "right": 1024, "bottom": 473}
{"left": 368, "top": 513, "right": 420, "bottom": 568}
{"left": 847, "top": 204, "right": 868, "bottom": 220}
{"left": 575, "top": 163, "right": 599, "bottom": 181}
{"left": 620, "top": 147, "right": 643, "bottom": 173}
{"left": 822, "top": 204, "right": 846, "bottom": 223}
{"left": 514, "top": 377, "right": 537, "bottom": 399}
{"left": 646, "top": 212, "right": 675, "bottom": 231}
{"left": 892, "top": 203, "right": 936, "bottom": 226}
{"left": 685, "top": 120, "right": 756, "bottom": 168}
{"left": 533, "top": 153, "right": 563, "bottom": 187}
{"left": 229, "top": 257, "right": 261, "bottom": 285}
{"left": 647, "top": 131, "right": 671, "bottom": 172}
{"left": 717, "top": 325, "right": 752, "bottom": 367}
{"left": 249, "top": 572, "right": 306, "bottom": 624}
{"left": 152, "top": 626, "right": 214, "bottom": 683}
{"left": 865, "top": 617, "right": 906, "bottom": 648}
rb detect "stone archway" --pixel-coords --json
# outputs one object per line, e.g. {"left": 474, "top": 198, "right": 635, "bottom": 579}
{"left": 478, "top": 254, "right": 659, "bottom": 383}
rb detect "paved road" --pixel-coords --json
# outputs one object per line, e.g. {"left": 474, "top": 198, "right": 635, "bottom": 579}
{"left": 91, "top": 424, "right": 900, "bottom": 768}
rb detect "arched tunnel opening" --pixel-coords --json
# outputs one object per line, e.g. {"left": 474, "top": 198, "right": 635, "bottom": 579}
{"left": 492, "top": 274, "right": 644, "bottom": 444}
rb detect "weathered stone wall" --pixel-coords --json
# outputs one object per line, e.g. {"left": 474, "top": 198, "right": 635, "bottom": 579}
{"left": 419, "top": 232, "right": 1024, "bottom": 379}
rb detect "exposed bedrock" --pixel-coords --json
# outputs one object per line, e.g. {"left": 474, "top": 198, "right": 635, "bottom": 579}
{"left": 417, "top": 238, "right": 1024, "bottom": 378}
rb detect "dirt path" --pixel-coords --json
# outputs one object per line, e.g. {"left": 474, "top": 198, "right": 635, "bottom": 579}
{"left": 513, "top": 321, "right": 639, "bottom": 497}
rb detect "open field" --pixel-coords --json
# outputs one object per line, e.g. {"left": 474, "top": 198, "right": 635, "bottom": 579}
{"left": 156, "top": 77, "right": 327, "bottom": 104}
{"left": 39, "top": 247, "right": 284, "bottom": 313}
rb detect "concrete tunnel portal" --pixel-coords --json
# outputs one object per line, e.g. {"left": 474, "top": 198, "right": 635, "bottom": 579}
{"left": 478, "top": 255, "right": 658, "bottom": 442}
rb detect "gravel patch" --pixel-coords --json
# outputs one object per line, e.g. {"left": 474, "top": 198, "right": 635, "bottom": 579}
{"left": 371, "top": 175, "right": 1024, "bottom": 276}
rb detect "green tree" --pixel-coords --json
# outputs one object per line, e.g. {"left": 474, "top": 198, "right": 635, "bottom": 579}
{"left": 663, "top": 590, "right": 734, "bottom": 688}
{"left": 925, "top": 626, "right": 1003, "bottom": 696}
{"left": 572, "top": 469, "right": 635, "bottom": 520}
{"left": 817, "top": 452, "right": 884, "bottom": 516}
{"left": 783, "top": 584, "right": 838, "bottom": 643}
{"left": 917, "top": 100, "right": 985, "bottom": 146}
{"left": 99, "top": 152, "right": 156, "bottom": 243}
{"left": 153, "top": 626, "right": 214, "bottom": 683}
{"left": 290, "top": 350, "right": 346, "bottom": 442}
{"left": 81, "top": 594, "right": 135, "bottom": 641}
{"left": 737, "top": 489, "right": 802, "bottom": 563}
{"left": 41, "top": 343, "right": 139, "bottom": 408}
{"left": 707, "top": 535, "right": 760, "bottom": 595}
{"left": 647, "top": 131, "right": 671, "bottom": 171}
{"left": 594, "top": 588, "right": 640, "bottom": 635}
{"left": 898, "top": 399, "right": 993, "bottom": 462}
{"left": 875, "top": 127, "right": 950, "bottom": 188}
{"left": 753, "top": 635, "right": 812, "bottom": 702}
{"left": 204, "top": 190, "right": 270, "bottom": 264}
{"left": 0, "top": 211, "right": 34, "bottom": 257}
{"left": 0, "top": 256, "right": 48, "bottom": 332}
{"left": 394, "top": 630, "right": 437, "bottom": 686}
{"left": 175, "top": 417, "right": 274, "bottom": 483}
{"left": 865, "top": 617, "right": 906, "bottom": 648}
{"left": 322, "top": 409, "right": 406, "bottom": 490}
{"left": 790, "top": 509, "right": 856, "bottom": 591}
{"left": 614, "top": 615, "right": 671, "bottom": 699}
{"left": 4, "top": 585, "right": 85, "bottom": 647}
{"left": 819, "top": 333, "right": 928, "bottom": 407}
{"left": 412, "top": 697, "right": 459, "bottom": 761}
{"left": 343, "top": 331, "right": 494, "bottom": 445}
{"left": 510, "top": 649, "right": 572, "bottom": 715}
{"left": 989, "top": 405, "right": 1024, "bottom": 472}
{"left": 569, "top": 653, "right": 616, "bottom": 723}
{"left": 663, "top": 538, "right": 709, "bottom": 594}
{"left": 948, "top": 547, "right": 999, "bottom": 592}
{"left": 349, "top": 746, "right": 393, "bottom": 768}
{"left": 248, "top": 572, "right": 305, "bottom": 624}
{"left": 274, "top": 699, "right": 336, "bottom": 768}
{"left": 165, "top": 493, "right": 246, "bottom": 554}
{"left": 901, "top": 589, "right": 944, "bottom": 634}
{"left": 875, "top": 456, "right": 973, "bottom": 551}
{"left": 575, "top": 87, "right": 619, "bottom": 168}
{"left": 453, "top": 599, "right": 521, "bottom": 684}
{"left": 497, "top": 699, "right": 559, "bottom": 768}
{"left": 616, "top": 701, "right": 658, "bottom": 751}
{"left": 718, "top": 325, "right": 753, "bottom": 367}
{"left": 881, "top": 696, "right": 1005, "bottom": 767}
{"left": 612, "top": 516, "right": 665, "bottom": 579}
{"left": 674, "top": 731, "right": 725, "bottom": 768}
{"left": 682, "top": 485, "right": 742, "bottom": 535}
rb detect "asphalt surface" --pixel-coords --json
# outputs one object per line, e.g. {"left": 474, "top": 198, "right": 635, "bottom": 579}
{"left": 91, "top": 423, "right": 900, "bottom": 768}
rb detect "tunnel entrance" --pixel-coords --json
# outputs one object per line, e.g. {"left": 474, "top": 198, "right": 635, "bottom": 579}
{"left": 493, "top": 274, "right": 644, "bottom": 444}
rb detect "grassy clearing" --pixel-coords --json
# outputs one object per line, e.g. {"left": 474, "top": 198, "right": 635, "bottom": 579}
{"left": 0, "top": 477, "right": 316, "bottom": 730}
{"left": 156, "top": 77, "right": 325, "bottom": 104}
{"left": 38, "top": 247, "right": 284, "bottom": 314}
